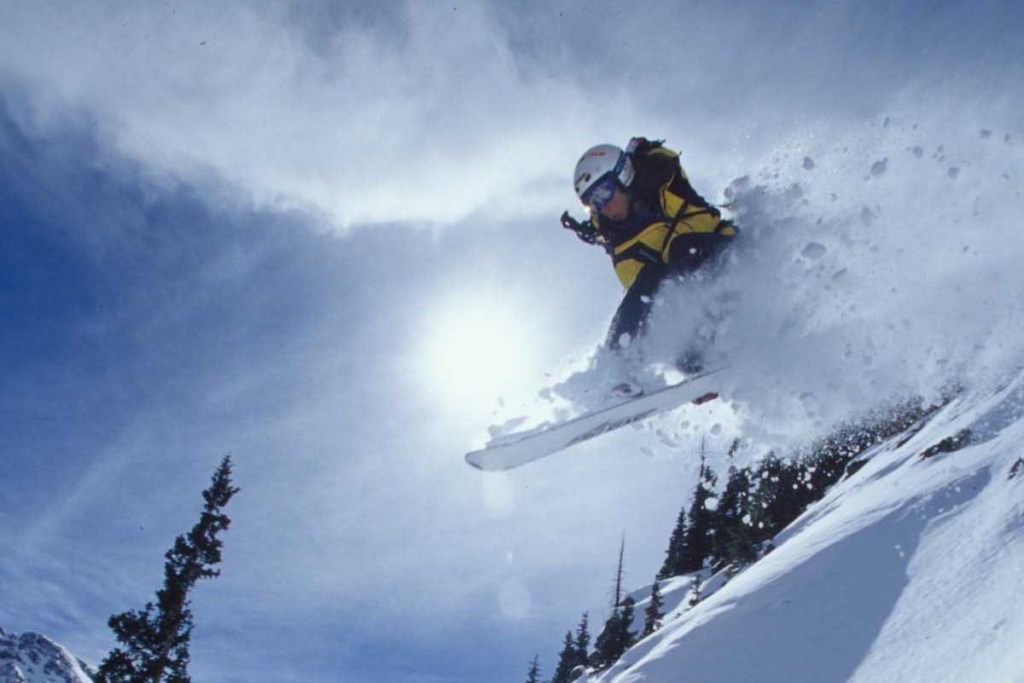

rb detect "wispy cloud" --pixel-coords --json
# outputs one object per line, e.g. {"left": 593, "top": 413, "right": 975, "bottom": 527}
{"left": 0, "top": 1, "right": 641, "bottom": 228}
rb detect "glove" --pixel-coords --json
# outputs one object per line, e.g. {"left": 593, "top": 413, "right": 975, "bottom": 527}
{"left": 560, "top": 210, "right": 600, "bottom": 245}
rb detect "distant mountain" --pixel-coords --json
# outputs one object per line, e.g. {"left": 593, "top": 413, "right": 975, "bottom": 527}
{"left": 0, "top": 627, "right": 93, "bottom": 683}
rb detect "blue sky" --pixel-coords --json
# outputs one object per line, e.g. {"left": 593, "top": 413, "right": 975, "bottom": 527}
{"left": 1, "top": 1, "right": 1023, "bottom": 682}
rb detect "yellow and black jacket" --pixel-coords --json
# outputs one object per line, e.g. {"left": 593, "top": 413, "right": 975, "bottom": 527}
{"left": 595, "top": 138, "right": 739, "bottom": 348}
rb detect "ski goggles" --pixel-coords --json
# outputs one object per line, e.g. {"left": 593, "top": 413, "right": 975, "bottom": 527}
{"left": 580, "top": 173, "right": 618, "bottom": 213}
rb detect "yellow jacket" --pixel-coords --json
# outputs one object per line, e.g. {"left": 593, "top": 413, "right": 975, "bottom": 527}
{"left": 592, "top": 141, "right": 738, "bottom": 290}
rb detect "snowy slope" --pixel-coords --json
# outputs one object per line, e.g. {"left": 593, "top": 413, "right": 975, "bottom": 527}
{"left": 584, "top": 373, "right": 1024, "bottom": 683}
{"left": 0, "top": 628, "right": 93, "bottom": 683}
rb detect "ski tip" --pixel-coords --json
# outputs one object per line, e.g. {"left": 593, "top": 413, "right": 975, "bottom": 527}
{"left": 464, "top": 451, "right": 496, "bottom": 471}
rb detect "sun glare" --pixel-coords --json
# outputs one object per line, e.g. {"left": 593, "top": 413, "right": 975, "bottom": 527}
{"left": 416, "top": 291, "right": 545, "bottom": 412}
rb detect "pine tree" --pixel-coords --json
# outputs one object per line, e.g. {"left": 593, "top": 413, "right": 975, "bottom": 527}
{"left": 95, "top": 455, "right": 240, "bottom": 683}
{"left": 592, "top": 597, "right": 637, "bottom": 670}
{"left": 710, "top": 465, "right": 759, "bottom": 569}
{"left": 551, "top": 631, "right": 576, "bottom": 683}
{"left": 525, "top": 654, "right": 542, "bottom": 683}
{"left": 618, "top": 596, "right": 637, "bottom": 647}
{"left": 572, "top": 612, "right": 590, "bottom": 670}
{"left": 680, "top": 449, "right": 717, "bottom": 573}
{"left": 592, "top": 538, "right": 638, "bottom": 670}
{"left": 747, "top": 453, "right": 802, "bottom": 540}
{"left": 612, "top": 534, "right": 625, "bottom": 608}
{"left": 643, "top": 580, "right": 664, "bottom": 636}
{"left": 658, "top": 506, "right": 689, "bottom": 579}
{"left": 768, "top": 458, "right": 808, "bottom": 533}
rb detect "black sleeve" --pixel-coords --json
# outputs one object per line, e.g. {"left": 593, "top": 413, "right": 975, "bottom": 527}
{"left": 605, "top": 265, "right": 666, "bottom": 349}
{"left": 666, "top": 232, "right": 732, "bottom": 275}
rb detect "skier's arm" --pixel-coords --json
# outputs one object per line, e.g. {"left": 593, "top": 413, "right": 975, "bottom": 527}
{"left": 605, "top": 265, "right": 666, "bottom": 350}
{"left": 665, "top": 230, "right": 734, "bottom": 274}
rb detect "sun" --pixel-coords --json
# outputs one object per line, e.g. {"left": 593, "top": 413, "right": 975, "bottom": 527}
{"left": 414, "top": 290, "right": 545, "bottom": 412}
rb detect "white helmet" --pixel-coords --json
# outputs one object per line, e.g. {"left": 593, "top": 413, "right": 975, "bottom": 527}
{"left": 573, "top": 144, "right": 635, "bottom": 209}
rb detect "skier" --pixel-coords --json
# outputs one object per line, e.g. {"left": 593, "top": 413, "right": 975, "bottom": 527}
{"left": 561, "top": 137, "right": 738, "bottom": 372}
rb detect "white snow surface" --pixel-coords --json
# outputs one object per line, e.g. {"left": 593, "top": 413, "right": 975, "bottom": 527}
{"left": 0, "top": 628, "right": 93, "bottom": 683}
{"left": 582, "top": 375, "right": 1024, "bottom": 683}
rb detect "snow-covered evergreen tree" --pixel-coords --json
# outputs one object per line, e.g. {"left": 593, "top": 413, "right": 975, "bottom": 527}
{"left": 711, "top": 465, "right": 759, "bottom": 569}
{"left": 680, "top": 451, "right": 717, "bottom": 573}
{"left": 643, "top": 580, "right": 664, "bottom": 636}
{"left": 592, "top": 597, "right": 637, "bottom": 669}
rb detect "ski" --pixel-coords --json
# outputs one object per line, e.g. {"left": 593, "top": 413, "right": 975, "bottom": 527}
{"left": 465, "top": 367, "right": 726, "bottom": 471}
